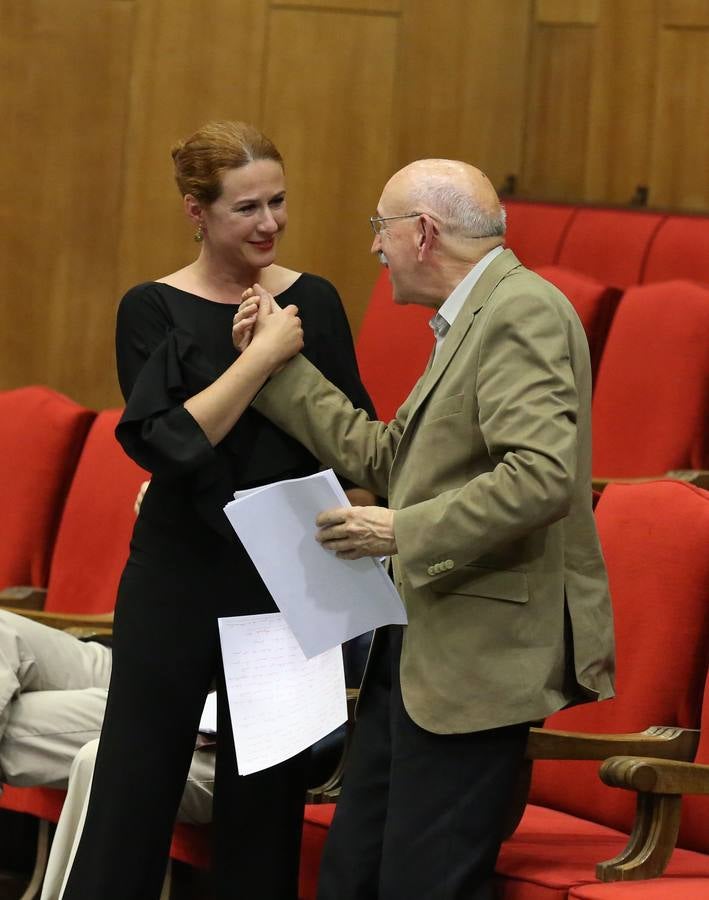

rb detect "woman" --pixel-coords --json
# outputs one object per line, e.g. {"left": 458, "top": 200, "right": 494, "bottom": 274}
{"left": 62, "top": 121, "right": 375, "bottom": 899}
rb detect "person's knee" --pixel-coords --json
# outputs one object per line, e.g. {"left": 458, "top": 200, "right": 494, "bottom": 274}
{"left": 69, "top": 739, "right": 99, "bottom": 792}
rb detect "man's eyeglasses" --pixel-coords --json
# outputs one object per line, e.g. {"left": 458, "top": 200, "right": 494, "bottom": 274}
{"left": 369, "top": 212, "right": 421, "bottom": 236}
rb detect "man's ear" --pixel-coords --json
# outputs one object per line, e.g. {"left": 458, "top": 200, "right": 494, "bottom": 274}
{"left": 416, "top": 213, "right": 438, "bottom": 261}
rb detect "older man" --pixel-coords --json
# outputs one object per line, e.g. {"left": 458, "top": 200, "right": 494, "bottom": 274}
{"left": 237, "top": 159, "right": 615, "bottom": 899}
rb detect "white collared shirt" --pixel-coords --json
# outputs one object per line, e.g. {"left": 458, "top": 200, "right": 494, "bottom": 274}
{"left": 430, "top": 245, "right": 504, "bottom": 357}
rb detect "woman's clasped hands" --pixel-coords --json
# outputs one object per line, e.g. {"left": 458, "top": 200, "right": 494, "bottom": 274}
{"left": 232, "top": 283, "right": 303, "bottom": 372}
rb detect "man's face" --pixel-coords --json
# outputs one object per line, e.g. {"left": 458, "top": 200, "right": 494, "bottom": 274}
{"left": 370, "top": 182, "right": 419, "bottom": 305}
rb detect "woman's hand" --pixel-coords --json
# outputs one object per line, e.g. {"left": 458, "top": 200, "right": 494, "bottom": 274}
{"left": 237, "top": 284, "right": 304, "bottom": 371}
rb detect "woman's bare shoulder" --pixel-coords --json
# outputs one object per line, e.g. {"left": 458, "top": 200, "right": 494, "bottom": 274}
{"left": 262, "top": 264, "right": 302, "bottom": 296}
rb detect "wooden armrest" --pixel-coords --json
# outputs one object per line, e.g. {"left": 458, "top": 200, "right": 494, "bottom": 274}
{"left": 525, "top": 725, "right": 700, "bottom": 762}
{"left": 0, "top": 586, "right": 47, "bottom": 610}
{"left": 306, "top": 688, "right": 359, "bottom": 804}
{"left": 0, "top": 606, "right": 113, "bottom": 638}
{"left": 594, "top": 753, "right": 709, "bottom": 883}
{"left": 593, "top": 470, "right": 709, "bottom": 492}
{"left": 600, "top": 755, "right": 709, "bottom": 795}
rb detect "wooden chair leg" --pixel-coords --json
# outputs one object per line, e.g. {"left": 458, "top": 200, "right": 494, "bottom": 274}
{"left": 596, "top": 793, "right": 682, "bottom": 881}
{"left": 18, "top": 819, "right": 50, "bottom": 900}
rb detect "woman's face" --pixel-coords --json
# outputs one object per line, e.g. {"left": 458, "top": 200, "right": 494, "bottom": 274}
{"left": 200, "top": 159, "right": 287, "bottom": 271}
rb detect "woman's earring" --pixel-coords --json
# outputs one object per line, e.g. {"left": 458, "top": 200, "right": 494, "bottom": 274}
{"left": 194, "top": 223, "right": 204, "bottom": 243}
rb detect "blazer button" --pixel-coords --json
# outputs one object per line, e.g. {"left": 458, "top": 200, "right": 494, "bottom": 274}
{"left": 427, "top": 565, "right": 436, "bottom": 576}
{"left": 444, "top": 559, "right": 454, "bottom": 570}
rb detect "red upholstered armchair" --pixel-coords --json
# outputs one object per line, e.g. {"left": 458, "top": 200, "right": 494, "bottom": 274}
{"left": 0, "top": 386, "right": 94, "bottom": 596}
{"left": 355, "top": 268, "right": 432, "bottom": 422}
{"left": 0, "top": 410, "right": 148, "bottom": 898}
{"left": 556, "top": 209, "right": 665, "bottom": 289}
{"left": 534, "top": 266, "right": 622, "bottom": 384}
{"left": 591, "top": 280, "right": 709, "bottom": 480}
{"left": 503, "top": 200, "right": 577, "bottom": 268}
{"left": 642, "top": 215, "right": 709, "bottom": 286}
{"left": 496, "top": 481, "right": 709, "bottom": 895}
{"left": 301, "top": 482, "right": 709, "bottom": 895}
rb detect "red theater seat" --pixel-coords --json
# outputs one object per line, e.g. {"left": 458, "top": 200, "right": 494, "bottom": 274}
{"left": 592, "top": 280, "right": 709, "bottom": 477}
{"left": 535, "top": 266, "right": 621, "bottom": 383}
{"left": 642, "top": 215, "right": 709, "bottom": 286}
{"left": 557, "top": 209, "right": 665, "bottom": 289}
{"left": 0, "top": 410, "right": 148, "bottom": 887}
{"left": 355, "top": 268, "right": 432, "bottom": 422}
{"left": 496, "top": 480, "right": 709, "bottom": 897}
{"left": 503, "top": 200, "right": 577, "bottom": 268}
{"left": 0, "top": 386, "right": 94, "bottom": 590}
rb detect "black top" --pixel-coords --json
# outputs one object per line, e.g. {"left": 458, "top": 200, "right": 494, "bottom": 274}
{"left": 115, "top": 274, "right": 375, "bottom": 541}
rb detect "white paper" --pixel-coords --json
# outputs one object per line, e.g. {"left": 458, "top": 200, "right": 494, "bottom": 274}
{"left": 198, "top": 692, "right": 217, "bottom": 734}
{"left": 218, "top": 613, "right": 346, "bottom": 776}
{"left": 224, "top": 469, "right": 407, "bottom": 657}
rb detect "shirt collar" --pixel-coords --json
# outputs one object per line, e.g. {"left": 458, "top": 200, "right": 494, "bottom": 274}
{"left": 436, "top": 245, "right": 504, "bottom": 332}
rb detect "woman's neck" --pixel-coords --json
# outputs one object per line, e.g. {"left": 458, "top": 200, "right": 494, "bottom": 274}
{"left": 188, "top": 252, "right": 262, "bottom": 301}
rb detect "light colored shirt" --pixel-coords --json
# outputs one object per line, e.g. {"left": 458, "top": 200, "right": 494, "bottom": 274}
{"left": 429, "top": 245, "right": 504, "bottom": 357}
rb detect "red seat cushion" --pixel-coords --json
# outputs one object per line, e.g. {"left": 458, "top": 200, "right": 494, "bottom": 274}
{"left": 557, "top": 210, "right": 665, "bottom": 288}
{"left": 0, "top": 785, "right": 65, "bottom": 822}
{"left": 504, "top": 201, "right": 577, "bottom": 268}
{"left": 570, "top": 878, "right": 709, "bottom": 899}
{"left": 0, "top": 387, "right": 94, "bottom": 588}
{"left": 643, "top": 216, "right": 709, "bottom": 286}
{"left": 535, "top": 266, "right": 621, "bottom": 382}
{"left": 355, "top": 269, "right": 433, "bottom": 422}
{"left": 496, "top": 804, "right": 709, "bottom": 900}
{"left": 44, "top": 410, "right": 148, "bottom": 614}
{"left": 591, "top": 281, "right": 709, "bottom": 476}
{"left": 529, "top": 482, "right": 709, "bottom": 834}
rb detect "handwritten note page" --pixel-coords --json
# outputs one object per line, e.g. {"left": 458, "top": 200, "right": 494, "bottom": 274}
{"left": 224, "top": 469, "right": 407, "bottom": 658}
{"left": 218, "top": 613, "right": 347, "bottom": 776}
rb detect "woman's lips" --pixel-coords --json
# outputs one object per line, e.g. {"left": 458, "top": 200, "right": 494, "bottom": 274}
{"left": 250, "top": 239, "right": 275, "bottom": 251}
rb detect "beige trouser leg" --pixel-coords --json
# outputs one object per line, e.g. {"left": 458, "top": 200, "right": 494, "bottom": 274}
{"left": 41, "top": 741, "right": 214, "bottom": 900}
{"left": 0, "top": 611, "right": 112, "bottom": 787}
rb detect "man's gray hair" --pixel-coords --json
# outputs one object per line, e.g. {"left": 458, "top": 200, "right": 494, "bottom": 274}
{"left": 407, "top": 179, "right": 506, "bottom": 238}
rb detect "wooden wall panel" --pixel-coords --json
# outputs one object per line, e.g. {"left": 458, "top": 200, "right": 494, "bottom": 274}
{"left": 396, "top": 0, "right": 531, "bottom": 191}
{"left": 276, "top": 0, "right": 400, "bottom": 10}
{"left": 3, "top": 0, "right": 709, "bottom": 408}
{"left": 584, "top": 0, "right": 659, "bottom": 203}
{"left": 650, "top": 25, "right": 709, "bottom": 209}
{"left": 117, "top": 0, "right": 268, "bottom": 299}
{"left": 0, "top": 0, "right": 134, "bottom": 408}
{"left": 262, "top": 6, "right": 399, "bottom": 334}
{"left": 522, "top": 23, "right": 595, "bottom": 200}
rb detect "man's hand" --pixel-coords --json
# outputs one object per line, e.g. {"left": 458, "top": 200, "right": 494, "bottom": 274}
{"left": 232, "top": 284, "right": 303, "bottom": 369}
{"left": 316, "top": 505, "right": 396, "bottom": 559}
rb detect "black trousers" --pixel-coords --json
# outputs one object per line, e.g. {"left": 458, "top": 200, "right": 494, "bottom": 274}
{"left": 62, "top": 553, "right": 308, "bottom": 900}
{"left": 318, "top": 626, "right": 530, "bottom": 900}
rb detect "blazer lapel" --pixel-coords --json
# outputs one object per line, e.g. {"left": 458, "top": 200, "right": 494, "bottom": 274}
{"left": 402, "top": 249, "right": 523, "bottom": 429}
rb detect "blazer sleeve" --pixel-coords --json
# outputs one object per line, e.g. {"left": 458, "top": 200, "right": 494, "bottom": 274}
{"left": 394, "top": 287, "right": 579, "bottom": 589}
{"left": 253, "top": 353, "right": 415, "bottom": 500}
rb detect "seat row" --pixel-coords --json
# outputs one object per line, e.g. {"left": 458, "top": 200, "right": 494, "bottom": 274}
{"left": 356, "top": 270, "right": 709, "bottom": 481}
{"left": 301, "top": 478, "right": 709, "bottom": 899}
{"left": 503, "top": 199, "right": 709, "bottom": 289}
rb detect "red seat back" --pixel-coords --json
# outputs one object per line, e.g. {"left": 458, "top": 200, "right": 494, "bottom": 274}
{"left": 503, "top": 200, "right": 577, "bottom": 268}
{"left": 529, "top": 481, "right": 709, "bottom": 834}
{"left": 44, "top": 410, "right": 148, "bottom": 614}
{"left": 643, "top": 216, "right": 709, "bottom": 286}
{"left": 355, "top": 269, "right": 433, "bottom": 422}
{"left": 535, "top": 266, "right": 622, "bottom": 383}
{"left": 679, "top": 670, "right": 709, "bottom": 854}
{"left": 592, "top": 281, "right": 709, "bottom": 477}
{"left": 0, "top": 386, "right": 94, "bottom": 589}
{"left": 557, "top": 209, "right": 665, "bottom": 288}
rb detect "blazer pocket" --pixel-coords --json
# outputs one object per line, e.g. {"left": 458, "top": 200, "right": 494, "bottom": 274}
{"left": 424, "top": 393, "right": 465, "bottom": 423}
{"left": 431, "top": 564, "right": 529, "bottom": 604}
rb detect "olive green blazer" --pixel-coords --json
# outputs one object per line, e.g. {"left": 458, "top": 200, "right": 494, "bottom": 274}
{"left": 254, "top": 250, "right": 615, "bottom": 734}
